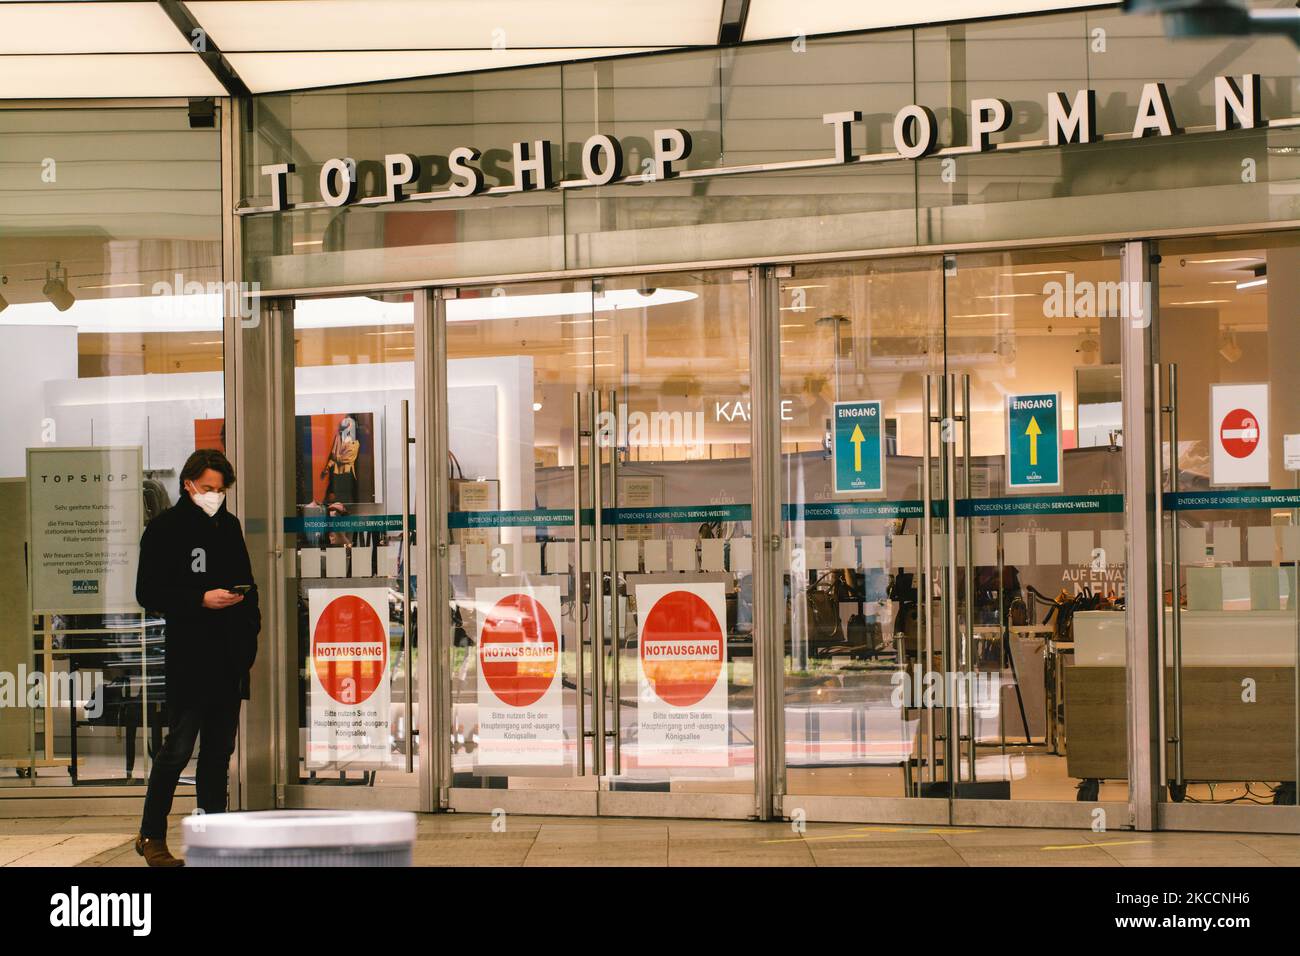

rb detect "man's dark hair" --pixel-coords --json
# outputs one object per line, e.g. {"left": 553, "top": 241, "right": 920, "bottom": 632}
{"left": 180, "top": 448, "right": 236, "bottom": 492}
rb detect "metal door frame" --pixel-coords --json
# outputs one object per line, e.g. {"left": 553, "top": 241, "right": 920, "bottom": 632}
{"left": 249, "top": 247, "right": 1300, "bottom": 834}
{"left": 265, "top": 290, "right": 435, "bottom": 814}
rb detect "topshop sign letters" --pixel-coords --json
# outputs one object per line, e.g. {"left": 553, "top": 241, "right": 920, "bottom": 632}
{"left": 240, "top": 74, "right": 1274, "bottom": 215}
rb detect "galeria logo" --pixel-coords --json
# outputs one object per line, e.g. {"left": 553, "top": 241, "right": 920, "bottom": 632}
{"left": 49, "top": 886, "right": 151, "bottom": 937}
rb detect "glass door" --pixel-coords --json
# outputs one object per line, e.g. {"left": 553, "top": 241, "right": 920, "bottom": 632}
{"left": 941, "top": 246, "right": 1131, "bottom": 824}
{"left": 442, "top": 278, "right": 600, "bottom": 814}
{"left": 278, "top": 293, "right": 424, "bottom": 809}
{"left": 1154, "top": 235, "right": 1299, "bottom": 830}
{"left": 594, "top": 269, "right": 756, "bottom": 818}
{"left": 441, "top": 271, "right": 758, "bottom": 818}
{"left": 775, "top": 256, "right": 951, "bottom": 823}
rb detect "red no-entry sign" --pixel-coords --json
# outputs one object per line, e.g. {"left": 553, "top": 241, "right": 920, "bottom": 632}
{"left": 1211, "top": 384, "right": 1270, "bottom": 486}
{"left": 1219, "top": 407, "right": 1261, "bottom": 460}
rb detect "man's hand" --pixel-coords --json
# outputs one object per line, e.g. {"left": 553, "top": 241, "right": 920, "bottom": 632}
{"left": 202, "top": 589, "right": 244, "bottom": 609}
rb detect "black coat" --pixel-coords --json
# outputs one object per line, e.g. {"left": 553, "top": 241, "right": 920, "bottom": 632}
{"left": 135, "top": 493, "right": 261, "bottom": 711}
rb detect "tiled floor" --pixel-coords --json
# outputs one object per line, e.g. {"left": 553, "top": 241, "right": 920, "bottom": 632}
{"left": 0, "top": 813, "right": 1297, "bottom": 866}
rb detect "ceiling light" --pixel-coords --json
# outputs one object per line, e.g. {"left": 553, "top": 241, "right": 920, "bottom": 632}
{"left": 997, "top": 270, "right": 1070, "bottom": 278}
{"left": 976, "top": 293, "right": 1043, "bottom": 300}
{"left": 950, "top": 312, "right": 1010, "bottom": 319}
{"left": 451, "top": 288, "right": 695, "bottom": 321}
{"left": 79, "top": 281, "right": 145, "bottom": 291}
{"left": 43, "top": 263, "right": 75, "bottom": 312}
{"left": 1166, "top": 299, "right": 1229, "bottom": 306}
{"left": 0, "top": 289, "right": 692, "bottom": 335}
{"left": 1235, "top": 264, "right": 1267, "bottom": 291}
{"left": 1186, "top": 257, "right": 1261, "bottom": 265}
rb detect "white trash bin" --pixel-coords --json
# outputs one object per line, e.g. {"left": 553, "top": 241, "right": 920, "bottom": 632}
{"left": 182, "top": 810, "right": 416, "bottom": 867}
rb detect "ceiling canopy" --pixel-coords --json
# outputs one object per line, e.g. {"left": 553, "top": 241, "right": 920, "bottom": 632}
{"left": 0, "top": 0, "right": 1115, "bottom": 99}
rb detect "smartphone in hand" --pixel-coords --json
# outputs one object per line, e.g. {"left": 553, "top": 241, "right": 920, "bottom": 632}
{"left": 228, "top": 584, "right": 254, "bottom": 595}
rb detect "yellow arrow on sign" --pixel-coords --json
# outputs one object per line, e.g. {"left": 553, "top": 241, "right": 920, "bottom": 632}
{"left": 1025, "top": 416, "right": 1042, "bottom": 466}
{"left": 850, "top": 424, "right": 865, "bottom": 472}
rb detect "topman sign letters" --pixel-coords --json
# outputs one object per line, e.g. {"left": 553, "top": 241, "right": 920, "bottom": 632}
{"left": 239, "top": 74, "right": 1281, "bottom": 215}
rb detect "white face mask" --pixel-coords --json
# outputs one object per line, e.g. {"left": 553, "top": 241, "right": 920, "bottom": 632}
{"left": 187, "top": 483, "right": 225, "bottom": 517}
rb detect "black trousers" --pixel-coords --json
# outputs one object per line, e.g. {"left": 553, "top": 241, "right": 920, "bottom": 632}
{"left": 139, "top": 693, "right": 242, "bottom": 839}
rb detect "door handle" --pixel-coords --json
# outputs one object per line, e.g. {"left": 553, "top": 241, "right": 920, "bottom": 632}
{"left": 608, "top": 389, "right": 622, "bottom": 777}
{"left": 1155, "top": 363, "right": 1184, "bottom": 789}
{"left": 956, "top": 372, "right": 976, "bottom": 783}
{"left": 400, "top": 398, "right": 414, "bottom": 774}
{"left": 572, "top": 391, "right": 586, "bottom": 777}
{"left": 942, "top": 374, "right": 959, "bottom": 788}
{"left": 590, "top": 390, "right": 606, "bottom": 778}
{"left": 921, "top": 372, "right": 936, "bottom": 784}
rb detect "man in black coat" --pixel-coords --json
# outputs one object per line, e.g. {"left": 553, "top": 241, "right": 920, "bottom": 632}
{"left": 133, "top": 449, "right": 260, "bottom": 867}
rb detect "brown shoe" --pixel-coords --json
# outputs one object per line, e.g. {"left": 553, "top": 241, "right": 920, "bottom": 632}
{"left": 134, "top": 833, "right": 184, "bottom": 867}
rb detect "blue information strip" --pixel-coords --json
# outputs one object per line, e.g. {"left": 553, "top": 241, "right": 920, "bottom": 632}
{"left": 1165, "top": 489, "right": 1300, "bottom": 512}
{"left": 960, "top": 494, "right": 1124, "bottom": 517}
{"left": 284, "top": 494, "right": 1140, "bottom": 533}
{"left": 449, "top": 508, "right": 574, "bottom": 529}
{"left": 285, "top": 514, "right": 413, "bottom": 533}
{"left": 785, "top": 501, "right": 924, "bottom": 521}
{"left": 287, "top": 505, "right": 755, "bottom": 533}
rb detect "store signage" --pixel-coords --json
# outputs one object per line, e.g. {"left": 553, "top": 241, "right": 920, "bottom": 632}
{"left": 1285, "top": 434, "right": 1300, "bottom": 472}
{"left": 27, "top": 447, "right": 142, "bottom": 614}
{"left": 1211, "top": 383, "right": 1270, "bottom": 486}
{"left": 1006, "top": 392, "right": 1062, "bottom": 491}
{"left": 474, "top": 585, "right": 565, "bottom": 766}
{"left": 239, "top": 74, "right": 1269, "bottom": 215}
{"left": 832, "top": 400, "right": 885, "bottom": 496}
{"left": 306, "top": 587, "right": 392, "bottom": 768}
{"left": 634, "top": 580, "right": 729, "bottom": 768}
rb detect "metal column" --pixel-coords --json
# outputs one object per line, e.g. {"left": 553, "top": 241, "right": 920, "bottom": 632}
{"left": 1121, "top": 240, "right": 1162, "bottom": 831}
{"left": 752, "top": 265, "right": 785, "bottom": 820}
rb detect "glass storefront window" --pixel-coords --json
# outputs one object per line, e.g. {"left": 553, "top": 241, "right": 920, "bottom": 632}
{"left": 0, "top": 106, "right": 223, "bottom": 789}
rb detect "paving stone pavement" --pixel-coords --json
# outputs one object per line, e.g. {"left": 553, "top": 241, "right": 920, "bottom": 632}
{"left": 0, "top": 813, "right": 1289, "bottom": 867}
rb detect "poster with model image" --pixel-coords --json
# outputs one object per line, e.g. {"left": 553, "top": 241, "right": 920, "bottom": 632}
{"left": 27, "top": 447, "right": 143, "bottom": 613}
{"left": 633, "top": 576, "right": 729, "bottom": 768}
{"left": 196, "top": 412, "right": 379, "bottom": 506}
{"left": 474, "top": 582, "right": 564, "bottom": 766}
{"left": 306, "top": 587, "right": 392, "bottom": 768}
